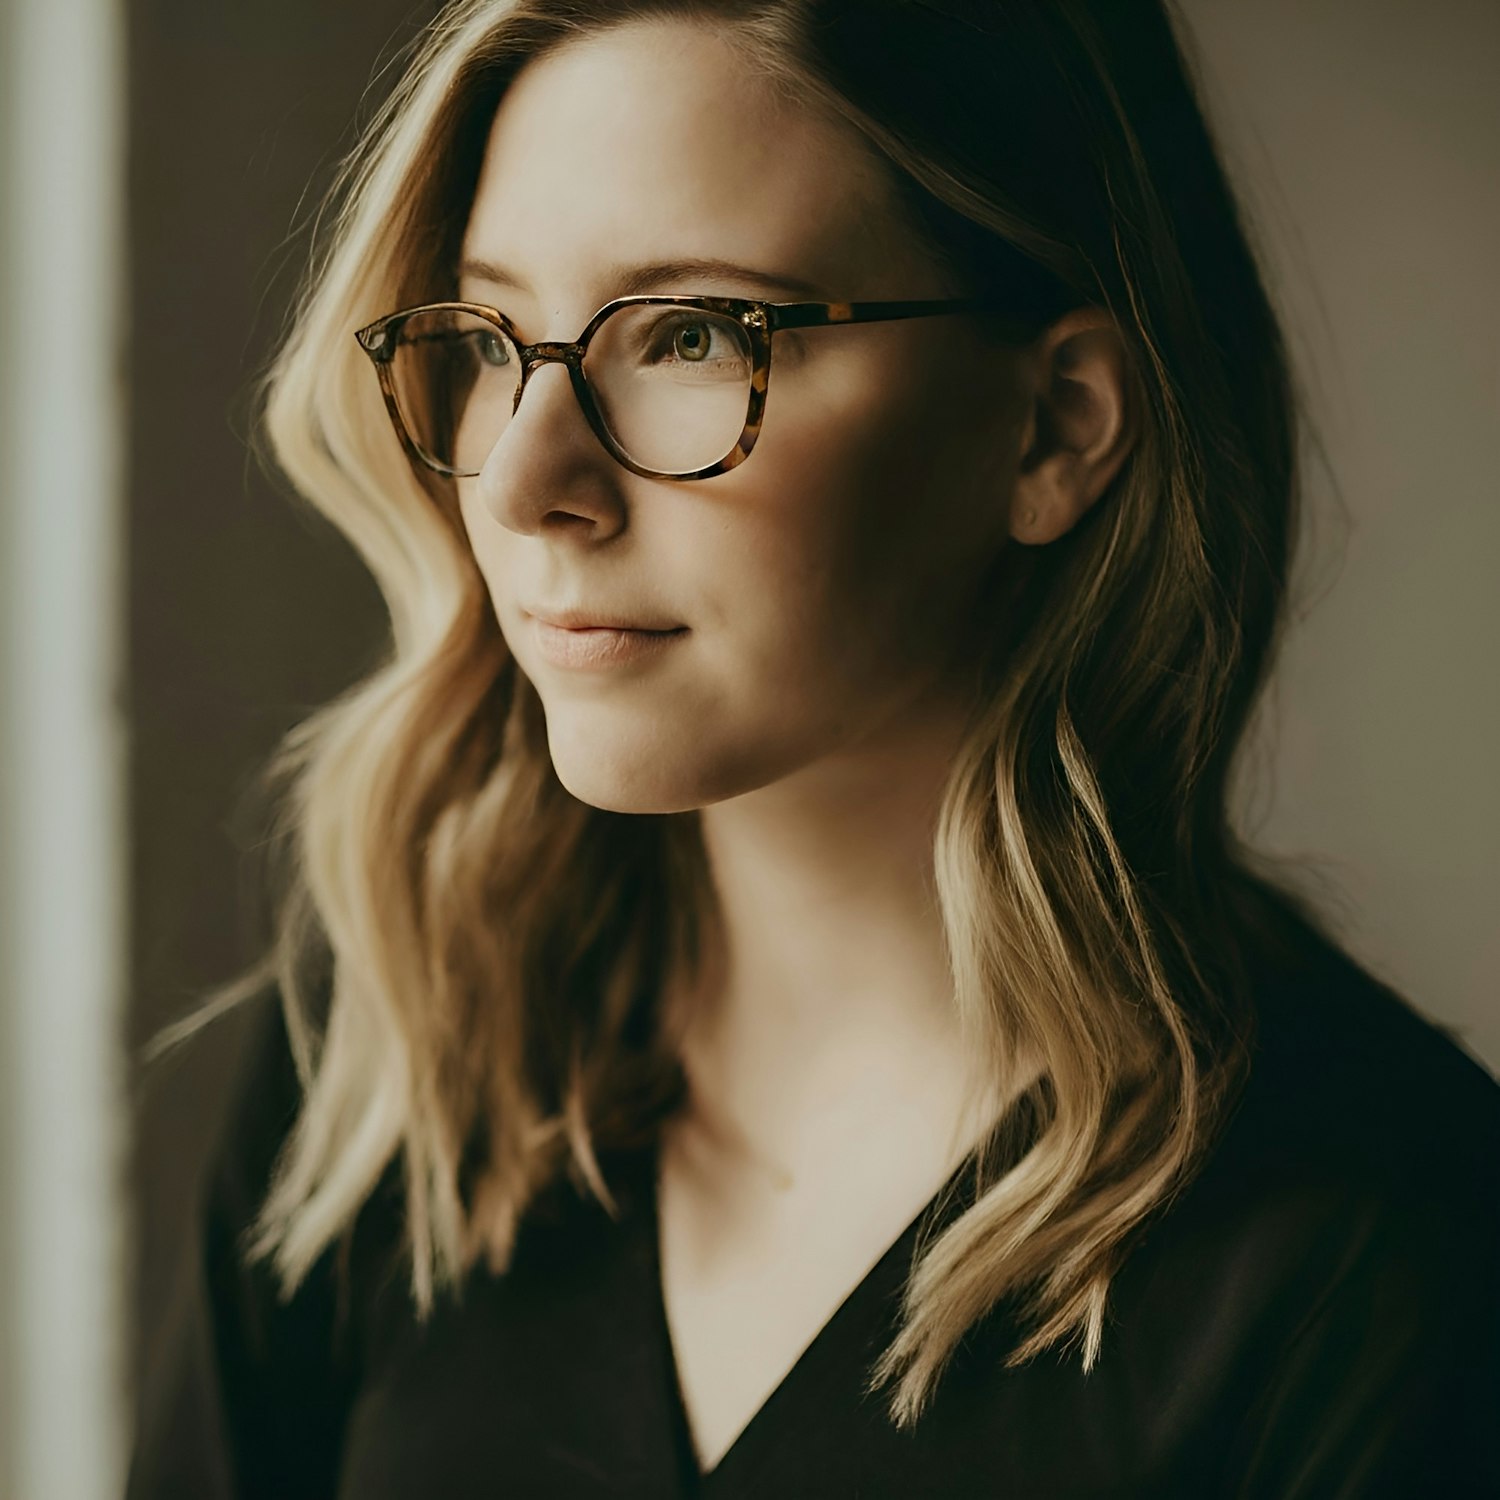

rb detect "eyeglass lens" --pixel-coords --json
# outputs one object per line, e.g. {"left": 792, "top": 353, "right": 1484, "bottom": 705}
{"left": 384, "top": 305, "right": 757, "bottom": 476}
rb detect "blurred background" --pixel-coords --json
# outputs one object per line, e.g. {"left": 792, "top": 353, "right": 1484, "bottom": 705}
{"left": 0, "top": 0, "right": 1495, "bottom": 1494}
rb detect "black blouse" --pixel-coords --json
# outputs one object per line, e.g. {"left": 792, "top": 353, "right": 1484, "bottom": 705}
{"left": 128, "top": 936, "right": 1500, "bottom": 1499}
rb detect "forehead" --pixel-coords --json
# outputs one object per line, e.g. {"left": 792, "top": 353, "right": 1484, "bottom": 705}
{"left": 459, "top": 18, "right": 928, "bottom": 312}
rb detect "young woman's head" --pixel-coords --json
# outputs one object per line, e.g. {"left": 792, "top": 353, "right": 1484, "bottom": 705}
{"left": 444, "top": 17, "right": 1134, "bottom": 815}
{"left": 229, "top": 0, "right": 1312, "bottom": 1423}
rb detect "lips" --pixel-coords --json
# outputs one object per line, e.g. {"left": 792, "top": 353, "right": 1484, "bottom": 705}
{"left": 528, "top": 614, "right": 688, "bottom": 670}
{"left": 524, "top": 605, "right": 684, "bottom": 633}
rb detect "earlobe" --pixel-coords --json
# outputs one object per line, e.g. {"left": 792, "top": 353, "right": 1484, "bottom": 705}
{"left": 1009, "top": 308, "right": 1136, "bottom": 545}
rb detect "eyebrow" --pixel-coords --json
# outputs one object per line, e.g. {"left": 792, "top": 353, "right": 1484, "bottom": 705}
{"left": 457, "top": 254, "right": 829, "bottom": 301}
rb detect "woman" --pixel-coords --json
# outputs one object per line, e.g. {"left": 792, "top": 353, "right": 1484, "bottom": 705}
{"left": 128, "top": 0, "right": 1499, "bottom": 1495}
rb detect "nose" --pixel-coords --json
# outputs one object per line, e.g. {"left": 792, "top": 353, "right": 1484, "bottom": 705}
{"left": 470, "top": 358, "right": 626, "bottom": 539}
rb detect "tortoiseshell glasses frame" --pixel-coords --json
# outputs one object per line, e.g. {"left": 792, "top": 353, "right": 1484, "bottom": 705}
{"left": 354, "top": 293, "right": 1033, "bottom": 482}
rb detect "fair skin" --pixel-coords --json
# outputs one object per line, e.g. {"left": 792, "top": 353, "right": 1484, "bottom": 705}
{"left": 453, "top": 18, "right": 1134, "bottom": 1473}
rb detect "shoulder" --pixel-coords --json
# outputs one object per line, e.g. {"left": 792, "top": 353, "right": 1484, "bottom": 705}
{"left": 199, "top": 982, "right": 405, "bottom": 1278}
{"left": 182, "top": 980, "right": 410, "bottom": 1393}
{"left": 1124, "top": 929, "right": 1500, "bottom": 1383}
{"left": 1225, "top": 934, "right": 1499, "bottom": 1223}
{"left": 1114, "top": 927, "right": 1499, "bottom": 1368}
{"left": 130, "top": 986, "right": 382, "bottom": 1499}
{"left": 1199, "top": 937, "right": 1500, "bottom": 1488}
{"left": 1092, "top": 936, "right": 1500, "bottom": 1490}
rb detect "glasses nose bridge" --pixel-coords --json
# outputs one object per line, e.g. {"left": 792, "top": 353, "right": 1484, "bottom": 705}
{"left": 513, "top": 337, "right": 589, "bottom": 407}
{"left": 521, "top": 337, "right": 585, "bottom": 366}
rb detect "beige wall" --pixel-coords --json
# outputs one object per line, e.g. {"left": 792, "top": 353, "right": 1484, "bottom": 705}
{"left": 1181, "top": 0, "right": 1500, "bottom": 1071}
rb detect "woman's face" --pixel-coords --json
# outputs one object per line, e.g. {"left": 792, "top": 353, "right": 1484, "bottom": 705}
{"left": 456, "top": 18, "right": 1029, "bottom": 814}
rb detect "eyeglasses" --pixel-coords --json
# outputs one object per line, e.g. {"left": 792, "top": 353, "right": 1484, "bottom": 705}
{"left": 354, "top": 293, "right": 1030, "bottom": 482}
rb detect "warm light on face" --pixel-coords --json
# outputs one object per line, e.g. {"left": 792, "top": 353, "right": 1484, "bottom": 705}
{"left": 452, "top": 18, "right": 1026, "bottom": 814}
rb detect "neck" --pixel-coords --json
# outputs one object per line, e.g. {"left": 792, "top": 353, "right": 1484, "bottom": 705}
{"left": 668, "top": 691, "right": 1004, "bottom": 1183}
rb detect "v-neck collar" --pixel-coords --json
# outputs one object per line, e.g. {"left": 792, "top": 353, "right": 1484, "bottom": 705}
{"left": 641, "top": 1140, "right": 983, "bottom": 1492}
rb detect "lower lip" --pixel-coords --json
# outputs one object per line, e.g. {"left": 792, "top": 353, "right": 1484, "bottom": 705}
{"left": 530, "top": 618, "right": 688, "bottom": 670}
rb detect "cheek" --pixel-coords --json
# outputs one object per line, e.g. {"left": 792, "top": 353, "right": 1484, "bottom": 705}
{"left": 450, "top": 354, "right": 1014, "bottom": 812}
{"left": 738, "top": 356, "right": 1012, "bottom": 695}
{"left": 455, "top": 482, "right": 540, "bottom": 647}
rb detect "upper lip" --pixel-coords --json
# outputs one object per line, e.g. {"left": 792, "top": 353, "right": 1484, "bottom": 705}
{"left": 524, "top": 605, "right": 685, "bottom": 632}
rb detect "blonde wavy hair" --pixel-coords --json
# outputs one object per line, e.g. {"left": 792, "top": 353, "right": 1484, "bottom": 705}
{"left": 157, "top": 0, "right": 1328, "bottom": 1426}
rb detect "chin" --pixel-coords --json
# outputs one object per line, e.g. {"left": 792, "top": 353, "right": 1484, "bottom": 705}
{"left": 554, "top": 766, "right": 698, "bottom": 815}
{"left": 545, "top": 730, "right": 705, "bottom": 815}
{"left": 544, "top": 724, "right": 781, "bottom": 815}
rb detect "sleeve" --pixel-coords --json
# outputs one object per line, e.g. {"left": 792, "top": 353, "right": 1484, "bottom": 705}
{"left": 1225, "top": 1146, "right": 1500, "bottom": 1498}
{"left": 125, "top": 995, "right": 365, "bottom": 1500}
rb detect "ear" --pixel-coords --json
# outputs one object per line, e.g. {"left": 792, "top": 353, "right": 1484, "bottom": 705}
{"left": 1009, "top": 307, "right": 1136, "bottom": 546}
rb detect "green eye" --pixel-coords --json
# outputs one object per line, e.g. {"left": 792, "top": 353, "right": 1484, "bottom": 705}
{"left": 672, "top": 320, "right": 712, "bottom": 361}
{"left": 639, "top": 312, "right": 749, "bottom": 373}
